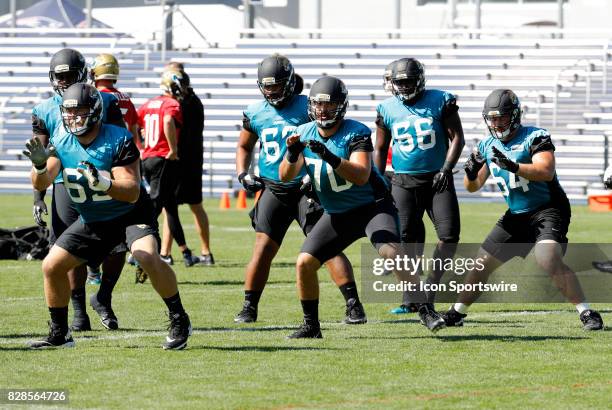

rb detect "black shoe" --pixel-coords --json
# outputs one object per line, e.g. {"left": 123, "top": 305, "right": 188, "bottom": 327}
{"left": 183, "top": 251, "right": 200, "bottom": 268}
{"left": 592, "top": 260, "right": 612, "bottom": 273}
{"left": 90, "top": 293, "right": 119, "bottom": 330}
{"left": 344, "top": 298, "right": 367, "bottom": 324}
{"left": 134, "top": 265, "right": 148, "bottom": 284}
{"left": 28, "top": 322, "right": 75, "bottom": 349}
{"left": 580, "top": 309, "right": 604, "bottom": 331}
{"left": 418, "top": 303, "right": 446, "bottom": 333}
{"left": 234, "top": 301, "right": 257, "bottom": 323}
{"left": 287, "top": 321, "right": 322, "bottom": 339}
{"left": 200, "top": 253, "right": 215, "bottom": 266}
{"left": 442, "top": 307, "right": 467, "bottom": 327}
{"left": 71, "top": 313, "right": 91, "bottom": 331}
{"left": 160, "top": 254, "right": 174, "bottom": 265}
{"left": 163, "top": 312, "right": 192, "bottom": 350}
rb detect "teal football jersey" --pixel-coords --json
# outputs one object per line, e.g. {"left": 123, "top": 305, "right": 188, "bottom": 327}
{"left": 51, "top": 124, "right": 139, "bottom": 223}
{"left": 243, "top": 94, "right": 309, "bottom": 185}
{"left": 297, "top": 119, "right": 385, "bottom": 214}
{"left": 376, "top": 89, "right": 455, "bottom": 173}
{"left": 478, "top": 126, "right": 564, "bottom": 214}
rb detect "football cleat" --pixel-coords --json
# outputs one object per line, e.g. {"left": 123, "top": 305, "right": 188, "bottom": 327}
{"left": 441, "top": 306, "right": 467, "bottom": 327}
{"left": 163, "top": 312, "right": 192, "bottom": 350}
{"left": 234, "top": 301, "right": 258, "bottom": 323}
{"left": 183, "top": 253, "right": 200, "bottom": 268}
{"left": 134, "top": 264, "right": 148, "bottom": 284}
{"left": 344, "top": 298, "right": 367, "bottom": 324}
{"left": 390, "top": 303, "right": 419, "bottom": 315}
{"left": 418, "top": 303, "right": 446, "bottom": 332}
{"left": 286, "top": 321, "right": 322, "bottom": 339}
{"left": 592, "top": 260, "right": 612, "bottom": 274}
{"left": 71, "top": 313, "right": 91, "bottom": 331}
{"left": 127, "top": 253, "right": 137, "bottom": 266}
{"left": 28, "top": 322, "right": 75, "bottom": 349}
{"left": 90, "top": 293, "right": 119, "bottom": 330}
{"left": 200, "top": 253, "right": 215, "bottom": 266}
{"left": 160, "top": 254, "right": 174, "bottom": 265}
{"left": 580, "top": 309, "right": 604, "bottom": 331}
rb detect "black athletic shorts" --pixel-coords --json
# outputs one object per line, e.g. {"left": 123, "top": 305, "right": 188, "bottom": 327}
{"left": 177, "top": 159, "right": 203, "bottom": 205}
{"left": 249, "top": 185, "right": 323, "bottom": 245}
{"left": 142, "top": 156, "right": 180, "bottom": 207}
{"left": 391, "top": 173, "right": 460, "bottom": 243}
{"left": 54, "top": 188, "right": 159, "bottom": 266}
{"left": 49, "top": 182, "right": 128, "bottom": 254}
{"left": 482, "top": 202, "right": 571, "bottom": 263}
{"left": 301, "top": 198, "right": 400, "bottom": 264}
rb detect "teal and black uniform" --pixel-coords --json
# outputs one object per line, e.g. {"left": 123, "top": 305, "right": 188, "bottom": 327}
{"left": 296, "top": 119, "right": 399, "bottom": 264}
{"left": 376, "top": 89, "right": 461, "bottom": 244}
{"left": 32, "top": 92, "right": 126, "bottom": 243}
{"left": 242, "top": 94, "right": 321, "bottom": 244}
{"left": 479, "top": 126, "right": 571, "bottom": 261}
{"left": 53, "top": 123, "right": 157, "bottom": 265}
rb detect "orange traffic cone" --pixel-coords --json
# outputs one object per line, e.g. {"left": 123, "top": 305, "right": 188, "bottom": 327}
{"left": 254, "top": 190, "right": 262, "bottom": 204}
{"left": 219, "top": 191, "right": 231, "bottom": 209}
{"left": 236, "top": 189, "right": 247, "bottom": 209}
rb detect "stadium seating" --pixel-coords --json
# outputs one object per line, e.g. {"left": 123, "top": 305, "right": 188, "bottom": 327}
{"left": 0, "top": 29, "right": 611, "bottom": 203}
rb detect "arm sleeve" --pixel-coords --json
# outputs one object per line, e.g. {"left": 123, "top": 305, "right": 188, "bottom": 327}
{"left": 348, "top": 134, "right": 374, "bottom": 154}
{"left": 375, "top": 111, "right": 389, "bottom": 131}
{"left": 529, "top": 133, "right": 555, "bottom": 156}
{"left": 112, "top": 136, "right": 140, "bottom": 167}
{"left": 242, "top": 113, "right": 254, "bottom": 133}
{"left": 105, "top": 99, "right": 126, "bottom": 128}
{"left": 441, "top": 97, "right": 459, "bottom": 119}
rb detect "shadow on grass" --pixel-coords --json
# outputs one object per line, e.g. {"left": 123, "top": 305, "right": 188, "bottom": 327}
{"left": 178, "top": 280, "right": 294, "bottom": 286}
{"left": 192, "top": 326, "right": 297, "bottom": 333}
{"left": 421, "top": 334, "right": 590, "bottom": 342}
{"left": 0, "top": 346, "right": 35, "bottom": 351}
{"left": 204, "top": 262, "right": 296, "bottom": 269}
{"left": 177, "top": 345, "right": 337, "bottom": 352}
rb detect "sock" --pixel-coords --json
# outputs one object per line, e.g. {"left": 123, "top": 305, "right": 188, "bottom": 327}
{"left": 245, "top": 290, "right": 263, "bottom": 308}
{"left": 453, "top": 303, "right": 469, "bottom": 314}
{"left": 71, "top": 287, "right": 86, "bottom": 317}
{"left": 401, "top": 290, "right": 412, "bottom": 306}
{"left": 163, "top": 292, "right": 185, "bottom": 315}
{"left": 339, "top": 282, "right": 359, "bottom": 303}
{"left": 575, "top": 302, "right": 590, "bottom": 314}
{"left": 300, "top": 299, "right": 319, "bottom": 324}
{"left": 49, "top": 306, "right": 69, "bottom": 330}
{"left": 97, "top": 270, "right": 120, "bottom": 305}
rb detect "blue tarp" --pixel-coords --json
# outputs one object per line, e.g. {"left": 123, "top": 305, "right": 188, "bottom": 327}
{"left": 0, "top": 0, "right": 111, "bottom": 29}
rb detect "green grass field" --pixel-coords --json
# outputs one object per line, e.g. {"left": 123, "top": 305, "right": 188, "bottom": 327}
{"left": 0, "top": 194, "right": 610, "bottom": 409}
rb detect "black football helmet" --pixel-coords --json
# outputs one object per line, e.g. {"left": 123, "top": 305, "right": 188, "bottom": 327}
{"left": 383, "top": 59, "right": 398, "bottom": 93}
{"left": 257, "top": 54, "right": 296, "bottom": 107}
{"left": 60, "top": 83, "right": 103, "bottom": 136}
{"left": 49, "top": 48, "right": 88, "bottom": 96}
{"left": 390, "top": 58, "right": 426, "bottom": 103}
{"left": 482, "top": 89, "right": 522, "bottom": 141}
{"left": 308, "top": 76, "right": 348, "bottom": 129}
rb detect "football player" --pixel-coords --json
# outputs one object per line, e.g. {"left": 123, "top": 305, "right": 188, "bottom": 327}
{"left": 442, "top": 89, "right": 604, "bottom": 331}
{"left": 25, "top": 83, "right": 192, "bottom": 349}
{"left": 280, "top": 76, "right": 446, "bottom": 338}
{"left": 159, "top": 62, "right": 214, "bottom": 265}
{"left": 137, "top": 70, "right": 200, "bottom": 267}
{"left": 31, "top": 48, "right": 127, "bottom": 331}
{"left": 374, "top": 58, "right": 465, "bottom": 312}
{"left": 235, "top": 55, "right": 366, "bottom": 325}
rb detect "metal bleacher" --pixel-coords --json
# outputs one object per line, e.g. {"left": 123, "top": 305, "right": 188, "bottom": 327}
{"left": 0, "top": 28, "right": 611, "bottom": 203}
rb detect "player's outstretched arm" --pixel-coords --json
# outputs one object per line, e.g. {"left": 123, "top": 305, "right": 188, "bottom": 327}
{"left": 31, "top": 156, "right": 60, "bottom": 192}
{"left": 106, "top": 160, "right": 141, "bottom": 203}
{"left": 335, "top": 151, "right": 371, "bottom": 186}
{"left": 515, "top": 150, "right": 555, "bottom": 182}
{"left": 280, "top": 134, "right": 304, "bottom": 182}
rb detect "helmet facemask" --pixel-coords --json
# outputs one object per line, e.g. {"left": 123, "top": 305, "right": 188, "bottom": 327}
{"left": 392, "top": 75, "right": 424, "bottom": 103}
{"left": 483, "top": 108, "right": 521, "bottom": 142}
{"left": 50, "top": 68, "right": 86, "bottom": 96}
{"left": 308, "top": 97, "right": 347, "bottom": 129}
{"left": 258, "top": 74, "right": 295, "bottom": 107}
{"left": 60, "top": 104, "right": 101, "bottom": 137}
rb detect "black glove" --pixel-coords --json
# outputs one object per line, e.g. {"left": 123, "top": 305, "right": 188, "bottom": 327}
{"left": 299, "top": 174, "right": 318, "bottom": 200}
{"left": 33, "top": 197, "right": 48, "bottom": 227}
{"left": 491, "top": 146, "right": 519, "bottom": 173}
{"left": 238, "top": 172, "right": 265, "bottom": 193}
{"left": 464, "top": 151, "right": 486, "bottom": 181}
{"left": 307, "top": 140, "right": 341, "bottom": 169}
{"left": 432, "top": 166, "right": 453, "bottom": 193}
{"left": 286, "top": 139, "right": 305, "bottom": 163}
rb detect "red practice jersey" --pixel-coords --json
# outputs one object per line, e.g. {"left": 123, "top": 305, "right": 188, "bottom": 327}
{"left": 137, "top": 95, "right": 182, "bottom": 159}
{"left": 99, "top": 86, "right": 138, "bottom": 129}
